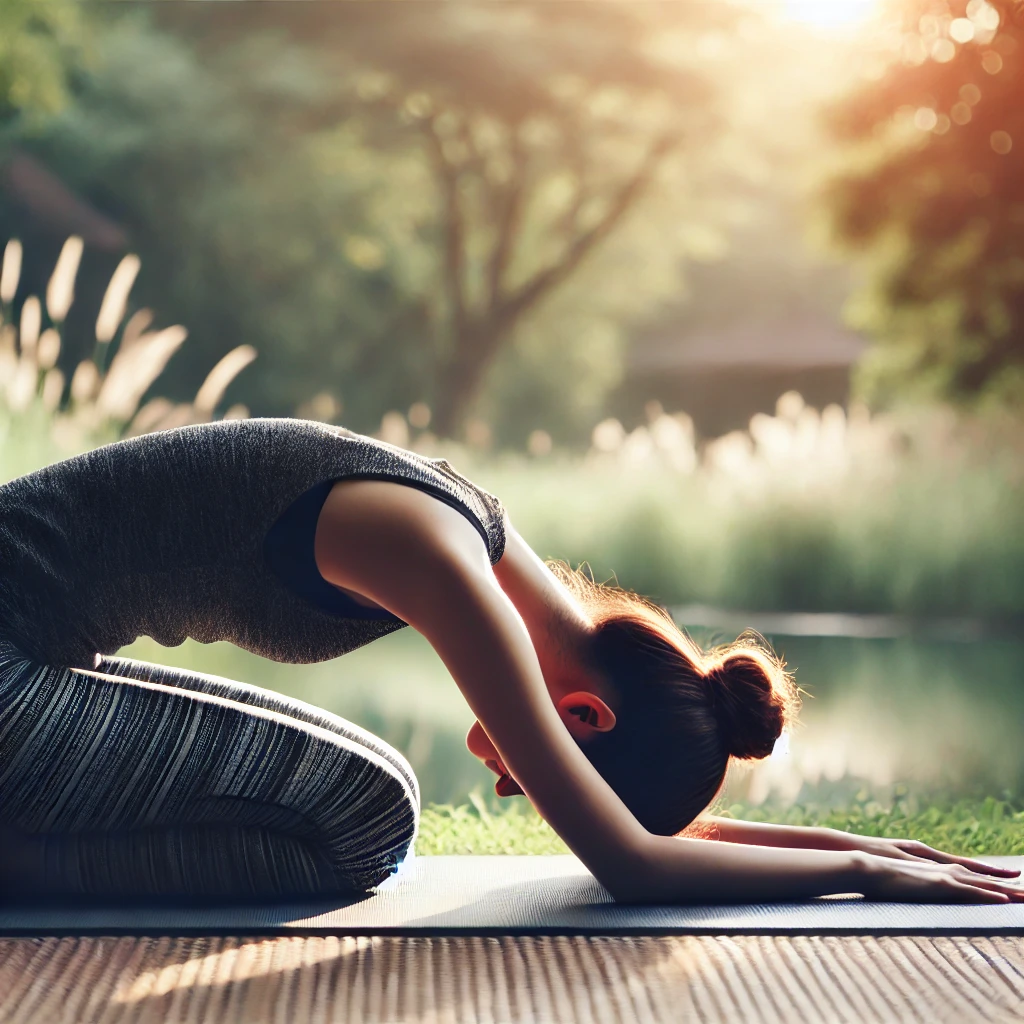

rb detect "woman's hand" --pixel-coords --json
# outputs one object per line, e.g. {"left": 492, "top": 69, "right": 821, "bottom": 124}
{"left": 823, "top": 832, "right": 1020, "bottom": 879}
{"left": 858, "top": 856, "right": 1024, "bottom": 903}
{"left": 706, "top": 817, "right": 1019, "bottom": 884}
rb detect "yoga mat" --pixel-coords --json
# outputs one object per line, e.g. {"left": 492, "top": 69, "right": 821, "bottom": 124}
{"left": 2, "top": 855, "right": 1023, "bottom": 936}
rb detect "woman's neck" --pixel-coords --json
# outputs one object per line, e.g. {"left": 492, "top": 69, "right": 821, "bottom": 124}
{"left": 492, "top": 524, "right": 594, "bottom": 691}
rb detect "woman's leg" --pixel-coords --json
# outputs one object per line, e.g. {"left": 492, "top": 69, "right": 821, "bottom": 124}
{"left": 96, "top": 653, "right": 420, "bottom": 809}
{"left": 0, "top": 642, "right": 418, "bottom": 898}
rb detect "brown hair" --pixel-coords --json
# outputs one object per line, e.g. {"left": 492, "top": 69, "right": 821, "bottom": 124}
{"left": 550, "top": 562, "right": 799, "bottom": 837}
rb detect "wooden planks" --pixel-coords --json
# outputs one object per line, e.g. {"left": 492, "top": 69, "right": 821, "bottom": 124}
{"left": 2, "top": 935, "right": 1024, "bottom": 1023}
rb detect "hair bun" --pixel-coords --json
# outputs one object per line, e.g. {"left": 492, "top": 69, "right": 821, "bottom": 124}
{"left": 706, "top": 652, "right": 788, "bottom": 760}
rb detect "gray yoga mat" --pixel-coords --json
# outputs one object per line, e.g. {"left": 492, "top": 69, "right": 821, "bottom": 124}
{"left": 2, "top": 855, "right": 1023, "bottom": 936}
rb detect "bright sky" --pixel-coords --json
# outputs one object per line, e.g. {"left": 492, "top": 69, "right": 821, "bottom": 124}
{"left": 780, "top": 0, "right": 878, "bottom": 30}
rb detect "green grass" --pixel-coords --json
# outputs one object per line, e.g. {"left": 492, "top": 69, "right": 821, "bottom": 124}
{"left": 7, "top": 399, "right": 1024, "bottom": 837}
{"left": 418, "top": 795, "right": 1024, "bottom": 857}
{"left": 417, "top": 795, "right": 569, "bottom": 855}
{"left": 723, "top": 797, "right": 1024, "bottom": 858}
{"left": 6, "top": 398, "right": 1024, "bottom": 618}
{"left": 469, "top": 452, "right": 1024, "bottom": 618}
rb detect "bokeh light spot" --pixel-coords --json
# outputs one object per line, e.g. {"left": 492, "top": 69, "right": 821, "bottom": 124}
{"left": 950, "top": 18, "right": 975, "bottom": 44}
{"left": 982, "top": 50, "right": 1004, "bottom": 74}
{"left": 408, "top": 402, "right": 432, "bottom": 430}
{"left": 959, "top": 83, "right": 982, "bottom": 105}
{"left": 991, "top": 130, "right": 1013, "bottom": 155}
{"left": 527, "top": 429, "right": 553, "bottom": 458}
{"left": 968, "top": 173, "right": 992, "bottom": 197}
{"left": 951, "top": 102, "right": 973, "bottom": 125}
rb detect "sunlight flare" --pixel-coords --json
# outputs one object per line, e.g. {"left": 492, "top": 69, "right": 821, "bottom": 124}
{"left": 782, "top": 0, "right": 877, "bottom": 30}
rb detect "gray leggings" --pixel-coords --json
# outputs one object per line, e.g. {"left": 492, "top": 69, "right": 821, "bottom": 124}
{"left": 0, "top": 640, "right": 418, "bottom": 899}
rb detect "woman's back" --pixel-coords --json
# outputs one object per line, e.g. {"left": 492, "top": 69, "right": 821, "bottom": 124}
{"left": 0, "top": 418, "right": 505, "bottom": 667}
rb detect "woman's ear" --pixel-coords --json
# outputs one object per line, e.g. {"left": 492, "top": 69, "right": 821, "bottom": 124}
{"left": 557, "top": 691, "right": 616, "bottom": 737}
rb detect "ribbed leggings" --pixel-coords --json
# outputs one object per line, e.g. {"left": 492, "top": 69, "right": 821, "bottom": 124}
{"left": 0, "top": 640, "right": 419, "bottom": 899}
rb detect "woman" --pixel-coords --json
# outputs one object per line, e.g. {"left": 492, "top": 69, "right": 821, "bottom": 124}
{"left": 0, "top": 418, "right": 1018, "bottom": 903}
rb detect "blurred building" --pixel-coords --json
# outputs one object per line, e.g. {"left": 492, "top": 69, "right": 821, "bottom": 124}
{"left": 0, "top": 150, "right": 128, "bottom": 363}
{"left": 624, "top": 307, "right": 866, "bottom": 438}
{"left": 616, "top": 204, "right": 867, "bottom": 439}
{"left": 1, "top": 151, "right": 127, "bottom": 254}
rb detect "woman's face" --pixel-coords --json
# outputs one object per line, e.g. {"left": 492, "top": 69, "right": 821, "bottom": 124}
{"left": 465, "top": 671, "right": 617, "bottom": 799}
{"left": 465, "top": 720, "right": 524, "bottom": 796}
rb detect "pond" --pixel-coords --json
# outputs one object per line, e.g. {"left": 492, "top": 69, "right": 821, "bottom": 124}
{"left": 123, "top": 620, "right": 1024, "bottom": 810}
{"left": 722, "top": 631, "right": 1024, "bottom": 808}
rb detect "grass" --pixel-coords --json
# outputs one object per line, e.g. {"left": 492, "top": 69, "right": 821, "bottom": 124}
{"left": 418, "top": 795, "right": 1024, "bottom": 857}
{"left": 417, "top": 795, "right": 569, "bottom": 855}
{"left": 468, "top": 444, "right": 1024, "bottom": 619}
{"left": 6, "top": 238, "right": 1024, "bottom": 865}
{"left": 4, "top": 233, "right": 1024, "bottom": 621}
{"left": 5, "top": 388, "right": 1024, "bottom": 619}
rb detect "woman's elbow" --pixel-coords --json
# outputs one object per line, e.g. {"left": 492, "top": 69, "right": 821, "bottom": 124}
{"left": 588, "top": 837, "right": 669, "bottom": 904}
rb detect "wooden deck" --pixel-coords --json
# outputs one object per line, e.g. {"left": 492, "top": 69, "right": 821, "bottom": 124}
{"left": 3, "top": 935, "right": 1024, "bottom": 1023}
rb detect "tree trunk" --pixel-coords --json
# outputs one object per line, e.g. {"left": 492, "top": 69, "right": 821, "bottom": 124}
{"left": 431, "top": 321, "right": 511, "bottom": 438}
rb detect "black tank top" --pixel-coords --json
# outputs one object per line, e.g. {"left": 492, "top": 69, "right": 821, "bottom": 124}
{"left": 263, "top": 471, "right": 500, "bottom": 622}
{"left": 0, "top": 419, "right": 506, "bottom": 667}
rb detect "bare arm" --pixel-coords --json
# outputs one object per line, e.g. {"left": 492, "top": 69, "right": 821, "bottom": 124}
{"left": 315, "top": 482, "right": 1023, "bottom": 904}
{"left": 392, "top": 565, "right": 1022, "bottom": 903}
{"left": 705, "top": 816, "right": 1019, "bottom": 878}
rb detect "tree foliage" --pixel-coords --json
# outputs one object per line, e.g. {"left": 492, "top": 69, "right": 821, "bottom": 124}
{"left": 272, "top": 3, "right": 722, "bottom": 436}
{"left": 825, "top": 0, "right": 1024, "bottom": 407}
{"left": 0, "top": 0, "right": 82, "bottom": 126}
{"left": 3, "top": 3, "right": 737, "bottom": 441}
{"left": 5, "top": 11, "right": 414, "bottom": 421}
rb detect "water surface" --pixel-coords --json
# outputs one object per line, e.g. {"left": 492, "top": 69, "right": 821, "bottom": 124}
{"left": 124, "top": 626, "right": 1024, "bottom": 808}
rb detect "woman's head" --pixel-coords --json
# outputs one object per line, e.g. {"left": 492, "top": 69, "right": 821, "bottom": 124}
{"left": 548, "top": 562, "right": 799, "bottom": 836}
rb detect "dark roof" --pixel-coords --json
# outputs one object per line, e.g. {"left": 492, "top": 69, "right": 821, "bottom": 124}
{"left": 628, "top": 312, "right": 866, "bottom": 373}
{"left": 1, "top": 151, "right": 127, "bottom": 252}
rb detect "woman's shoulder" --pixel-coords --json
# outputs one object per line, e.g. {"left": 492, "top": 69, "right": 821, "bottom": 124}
{"left": 314, "top": 476, "right": 496, "bottom": 617}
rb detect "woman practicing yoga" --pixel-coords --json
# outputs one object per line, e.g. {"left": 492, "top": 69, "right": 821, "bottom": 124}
{"left": 0, "top": 418, "right": 1019, "bottom": 903}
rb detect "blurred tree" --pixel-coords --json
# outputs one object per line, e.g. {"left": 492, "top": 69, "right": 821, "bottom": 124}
{"left": 4, "top": 10, "right": 417, "bottom": 420}
{"left": 825, "top": 0, "right": 1024, "bottom": 408}
{"left": 237, "top": 2, "right": 726, "bottom": 437}
{"left": 7, "top": 3, "right": 736, "bottom": 440}
{"left": 0, "top": 0, "right": 82, "bottom": 126}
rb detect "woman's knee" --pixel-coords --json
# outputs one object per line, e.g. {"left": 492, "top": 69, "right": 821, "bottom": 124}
{"left": 304, "top": 748, "right": 419, "bottom": 892}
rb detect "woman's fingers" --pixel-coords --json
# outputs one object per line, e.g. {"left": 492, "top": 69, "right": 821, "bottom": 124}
{"left": 899, "top": 843, "right": 1021, "bottom": 877}
{"left": 862, "top": 839, "right": 1022, "bottom": 887}
{"left": 944, "top": 872, "right": 1021, "bottom": 902}
{"left": 869, "top": 859, "right": 1024, "bottom": 903}
{"left": 942, "top": 865, "right": 1024, "bottom": 899}
{"left": 946, "top": 883, "right": 1010, "bottom": 904}
{"left": 955, "top": 877, "right": 1024, "bottom": 899}
{"left": 936, "top": 855, "right": 1019, "bottom": 877}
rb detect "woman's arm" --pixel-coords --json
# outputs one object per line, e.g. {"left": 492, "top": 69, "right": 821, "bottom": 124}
{"left": 404, "top": 571, "right": 1020, "bottom": 903}
{"left": 705, "top": 816, "right": 1020, "bottom": 878}
{"left": 315, "top": 482, "right": 1024, "bottom": 904}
